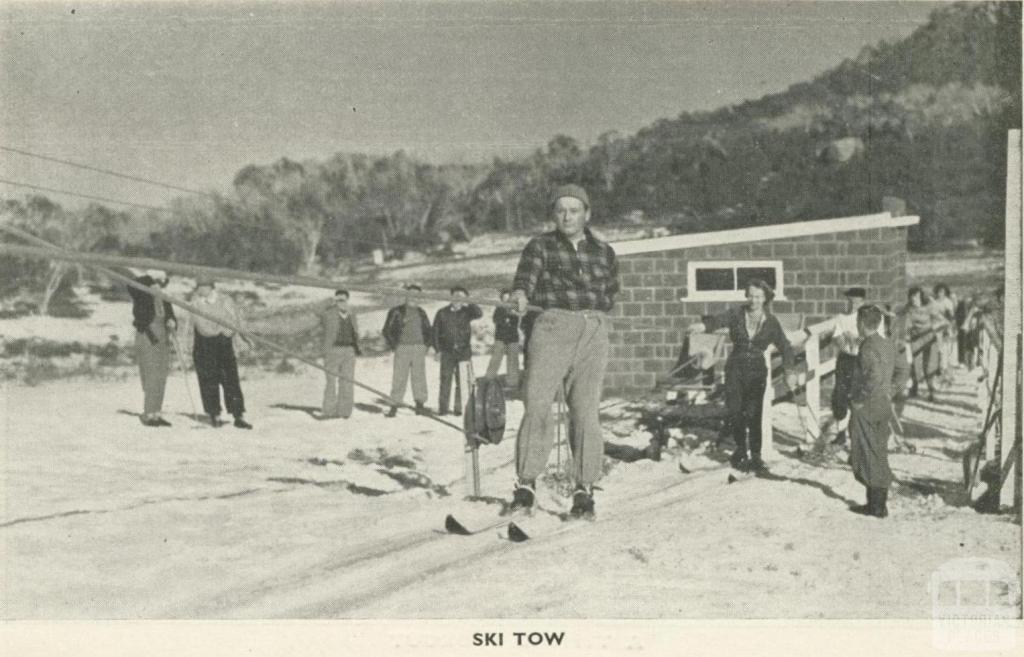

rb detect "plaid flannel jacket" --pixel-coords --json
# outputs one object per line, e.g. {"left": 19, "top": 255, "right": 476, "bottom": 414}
{"left": 512, "top": 228, "right": 620, "bottom": 311}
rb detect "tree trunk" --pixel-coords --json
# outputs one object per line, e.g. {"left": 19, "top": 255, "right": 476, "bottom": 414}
{"left": 40, "top": 263, "right": 65, "bottom": 316}
{"left": 419, "top": 200, "right": 435, "bottom": 233}
{"left": 301, "top": 221, "right": 323, "bottom": 274}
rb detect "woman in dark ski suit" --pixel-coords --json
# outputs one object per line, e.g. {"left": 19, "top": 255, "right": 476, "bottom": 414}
{"left": 688, "top": 279, "right": 797, "bottom": 472}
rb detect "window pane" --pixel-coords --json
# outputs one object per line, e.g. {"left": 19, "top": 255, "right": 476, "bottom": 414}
{"left": 737, "top": 267, "right": 777, "bottom": 290}
{"left": 695, "top": 268, "right": 735, "bottom": 291}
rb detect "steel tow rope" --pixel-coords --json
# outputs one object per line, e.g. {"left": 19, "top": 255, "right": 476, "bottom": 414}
{"left": 0, "top": 224, "right": 467, "bottom": 435}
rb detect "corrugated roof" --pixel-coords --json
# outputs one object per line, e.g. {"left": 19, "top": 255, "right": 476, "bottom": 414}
{"left": 612, "top": 212, "right": 920, "bottom": 256}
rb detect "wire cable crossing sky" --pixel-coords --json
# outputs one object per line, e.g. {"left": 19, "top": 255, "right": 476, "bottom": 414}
{"left": 0, "top": 1, "right": 945, "bottom": 208}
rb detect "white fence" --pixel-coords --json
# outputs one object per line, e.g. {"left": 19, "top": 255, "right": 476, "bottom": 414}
{"left": 759, "top": 317, "right": 940, "bottom": 458}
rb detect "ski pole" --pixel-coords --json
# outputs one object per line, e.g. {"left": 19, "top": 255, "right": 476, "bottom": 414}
{"left": 170, "top": 332, "right": 201, "bottom": 425}
{"left": 889, "top": 407, "right": 916, "bottom": 453}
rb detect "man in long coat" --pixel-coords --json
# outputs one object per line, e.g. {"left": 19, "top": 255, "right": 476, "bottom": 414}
{"left": 848, "top": 305, "right": 910, "bottom": 518}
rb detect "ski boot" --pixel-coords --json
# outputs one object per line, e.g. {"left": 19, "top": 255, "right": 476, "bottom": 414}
{"left": 729, "top": 450, "right": 749, "bottom": 471}
{"left": 569, "top": 485, "right": 596, "bottom": 520}
{"left": 503, "top": 479, "right": 535, "bottom": 516}
{"left": 747, "top": 454, "right": 769, "bottom": 475}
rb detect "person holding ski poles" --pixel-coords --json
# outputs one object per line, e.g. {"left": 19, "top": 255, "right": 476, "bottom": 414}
{"left": 506, "top": 184, "right": 619, "bottom": 520}
{"left": 687, "top": 279, "right": 797, "bottom": 473}
{"left": 128, "top": 269, "right": 177, "bottom": 427}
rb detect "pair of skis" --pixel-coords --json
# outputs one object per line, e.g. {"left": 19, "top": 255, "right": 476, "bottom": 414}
{"left": 444, "top": 513, "right": 531, "bottom": 542}
{"left": 446, "top": 462, "right": 760, "bottom": 541}
{"left": 444, "top": 509, "right": 591, "bottom": 542}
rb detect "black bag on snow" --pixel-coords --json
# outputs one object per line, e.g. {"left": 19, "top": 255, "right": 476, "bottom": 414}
{"left": 464, "top": 376, "right": 506, "bottom": 445}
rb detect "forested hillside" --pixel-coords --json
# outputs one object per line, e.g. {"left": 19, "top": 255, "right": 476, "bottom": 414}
{"left": 1, "top": 1, "right": 1019, "bottom": 293}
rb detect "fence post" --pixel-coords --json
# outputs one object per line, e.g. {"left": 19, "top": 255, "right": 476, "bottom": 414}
{"left": 1000, "top": 128, "right": 1022, "bottom": 510}
{"left": 762, "top": 349, "right": 775, "bottom": 459}
{"left": 804, "top": 334, "right": 821, "bottom": 442}
{"left": 983, "top": 328, "right": 1000, "bottom": 462}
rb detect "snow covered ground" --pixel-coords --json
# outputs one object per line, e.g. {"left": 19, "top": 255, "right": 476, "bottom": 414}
{"left": 0, "top": 350, "right": 1018, "bottom": 619}
{"left": 0, "top": 249, "right": 1018, "bottom": 619}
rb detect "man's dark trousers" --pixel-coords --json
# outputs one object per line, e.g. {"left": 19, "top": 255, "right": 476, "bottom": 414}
{"left": 438, "top": 351, "right": 470, "bottom": 414}
{"left": 194, "top": 333, "right": 245, "bottom": 418}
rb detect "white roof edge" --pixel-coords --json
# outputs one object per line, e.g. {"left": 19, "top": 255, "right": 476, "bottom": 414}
{"left": 612, "top": 212, "right": 920, "bottom": 256}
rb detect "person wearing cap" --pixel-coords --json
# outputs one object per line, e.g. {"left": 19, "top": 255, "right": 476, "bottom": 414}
{"left": 382, "top": 283, "right": 433, "bottom": 417}
{"left": 819, "top": 287, "right": 883, "bottom": 446}
{"left": 186, "top": 277, "right": 253, "bottom": 429}
{"left": 320, "top": 289, "right": 361, "bottom": 419}
{"left": 127, "top": 270, "right": 176, "bottom": 427}
{"left": 506, "top": 184, "right": 619, "bottom": 520}
{"left": 485, "top": 289, "right": 521, "bottom": 388}
{"left": 847, "top": 304, "right": 910, "bottom": 518}
{"left": 432, "top": 286, "right": 482, "bottom": 416}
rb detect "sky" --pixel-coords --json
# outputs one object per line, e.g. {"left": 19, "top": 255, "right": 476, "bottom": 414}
{"left": 0, "top": 0, "right": 950, "bottom": 208}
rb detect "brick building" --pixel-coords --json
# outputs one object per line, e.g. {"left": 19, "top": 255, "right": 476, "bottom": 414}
{"left": 603, "top": 211, "right": 920, "bottom": 392}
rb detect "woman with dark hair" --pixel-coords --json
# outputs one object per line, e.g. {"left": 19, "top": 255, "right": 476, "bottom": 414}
{"left": 903, "top": 286, "right": 938, "bottom": 402}
{"left": 688, "top": 279, "right": 797, "bottom": 472}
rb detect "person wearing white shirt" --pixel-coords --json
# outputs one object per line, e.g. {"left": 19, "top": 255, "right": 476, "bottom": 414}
{"left": 821, "top": 288, "right": 885, "bottom": 446}
{"left": 187, "top": 278, "right": 252, "bottom": 429}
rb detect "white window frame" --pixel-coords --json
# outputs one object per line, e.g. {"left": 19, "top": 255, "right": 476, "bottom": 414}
{"left": 684, "top": 260, "right": 786, "bottom": 302}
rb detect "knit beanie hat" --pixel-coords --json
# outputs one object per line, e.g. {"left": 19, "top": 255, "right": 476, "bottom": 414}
{"left": 550, "top": 184, "right": 590, "bottom": 209}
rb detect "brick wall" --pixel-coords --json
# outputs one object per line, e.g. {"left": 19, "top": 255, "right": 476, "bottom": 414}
{"left": 604, "top": 225, "right": 909, "bottom": 392}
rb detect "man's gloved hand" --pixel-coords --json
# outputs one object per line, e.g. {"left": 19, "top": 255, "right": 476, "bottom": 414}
{"left": 144, "top": 328, "right": 159, "bottom": 345}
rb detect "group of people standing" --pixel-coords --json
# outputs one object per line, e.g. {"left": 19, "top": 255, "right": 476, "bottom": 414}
{"left": 127, "top": 182, "right": 961, "bottom": 522}
{"left": 323, "top": 284, "right": 522, "bottom": 421}
{"left": 129, "top": 272, "right": 252, "bottom": 429}
{"left": 902, "top": 283, "right": 973, "bottom": 402}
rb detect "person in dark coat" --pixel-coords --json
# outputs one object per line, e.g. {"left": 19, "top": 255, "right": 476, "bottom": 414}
{"left": 485, "top": 289, "right": 521, "bottom": 388}
{"left": 432, "top": 286, "right": 482, "bottom": 415}
{"left": 848, "top": 305, "right": 911, "bottom": 518}
{"left": 688, "top": 279, "right": 797, "bottom": 473}
{"left": 821, "top": 287, "right": 872, "bottom": 447}
{"left": 382, "top": 284, "right": 433, "bottom": 417}
{"left": 320, "top": 289, "right": 361, "bottom": 419}
{"left": 128, "top": 269, "right": 177, "bottom": 427}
